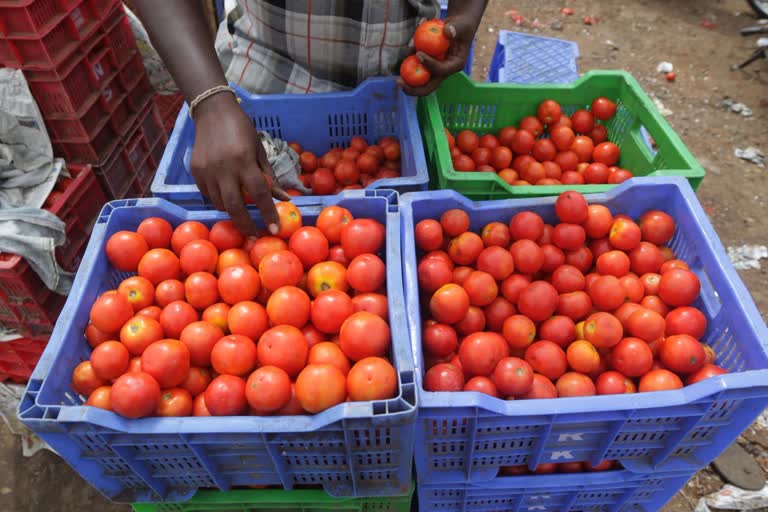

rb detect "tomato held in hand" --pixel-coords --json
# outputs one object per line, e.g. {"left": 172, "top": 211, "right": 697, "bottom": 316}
{"left": 400, "top": 55, "right": 430, "bottom": 87}
{"left": 414, "top": 19, "right": 450, "bottom": 59}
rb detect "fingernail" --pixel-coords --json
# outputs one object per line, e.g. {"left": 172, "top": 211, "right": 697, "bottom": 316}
{"left": 447, "top": 25, "right": 457, "bottom": 38}
{"left": 416, "top": 52, "right": 425, "bottom": 62}
{"left": 269, "top": 223, "right": 279, "bottom": 235}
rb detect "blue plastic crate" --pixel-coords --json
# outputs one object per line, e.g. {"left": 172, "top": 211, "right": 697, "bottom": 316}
{"left": 151, "top": 78, "right": 428, "bottom": 207}
{"left": 400, "top": 177, "right": 768, "bottom": 483}
{"left": 488, "top": 30, "right": 580, "bottom": 84}
{"left": 438, "top": 1, "right": 474, "bottom": 76}
{"left": 418, "top": 467, "right": 694, "bottom": 512}
{"left": 18, "top": 190, "right": 416, "bottom": 503}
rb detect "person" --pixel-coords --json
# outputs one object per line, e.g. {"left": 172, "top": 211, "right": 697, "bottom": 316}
{"left": 133, "top": 0, "right": 487, "bottom": 234}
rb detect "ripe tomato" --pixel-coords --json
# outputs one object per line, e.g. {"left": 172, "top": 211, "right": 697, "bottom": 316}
{"left": 257, "top": 325, "right": 309, "bottom": 377}
{"left": 334, "top": 160, "right": 360, "bottom": 186}
{"left": 607, "top": 218, "right": 641, "bottom": 252}
{"left": 509, "top": 211, "right": 545, "bottom": 241}
{"left": 571, "top": 109, "right": 595, "bottom": 134}
{"left": 248, "top": 237, "right": 287, "bottom": 268}
{"left": 158, "top": 300, "right": 198, "bottom": 339}
{"left": 72, "top": 361, "right": 107, "bottom": 396}
{"left": 295, "top": 364, "right": 347, "bottom": 413}
{"left": 628, "top": 242, "right": 663, "bottom": 276}
{"left": 217, "top": 248, "right": 251, "bottom": 275}
{"left": 415, "top": 219, "right": 444, "bottom": 251}
{"left": 551, "top": 265, "right": 586, "bottom": 294}
{"left": 118, "top": 276, "right": 155, "bottom": 312}
{"left": 347, "top": 253, "right": 386, "bottom": 293}
{"left": 608, "top": 168, "right": 633, "bottom": 184}
{"left": 658, "top": 268, "right": 700, "bottom": 307}
{"left": 489, "top": 146, "right": 512, "bottom": 170}
{"left": 204, "top": 374, "right": 247, "bottom": 415}
{"left": 509, "top": 240, "right": 544, "bottom": 275}
{"left": 638, "top": 369, "right": 683, "bottom": 392}
{"left": 555, "top": 191, "right": 588, "bottom": 224}
{"left": 596, "top": 370, "right": 636, "bottom": 395}
{"left": 611, "top": 337, "right": 654, "bottom": 377}
{"left": 308, "top": 341, "right": 351, "bottom": 375}
{"left": 539, "top": 316, "right": 576, "bottom": 348}
{"left": 552, "top": 224, "right": 586, "bottom": 252}
{"left": 180, "top": 239, "right": 218, "bottom": 276}
{"left": 518, "top": 373, "right": 558, "bottom": 399}
{"left": 106, "top": 231, "right": 149, "bottom": 272}
{"left": 181, "top": 366, "right": 212, "bottom": 397}
{"left": 477, "top": 246, "right": 515, "bottom": 281}
{"left": 566, "top": 340, "right": 600, "bottom": 373}
{"left": 455, "top": 306, "right": 486, "bottom": 336}
{"left": 153, "top": 388, "right": 193, "bottom": 417}
{"left": 660, "top": 259, "right": 689, "bottom": 274}
{"left": 300, "top": 152, "right": 319, "bottom": 173}
{"left": 310, "top": 289, "right": 355, "bottom": 334}
{"left": 209, "top": 220, "right": 244, "bottom": 252}
{"left": 557, "top": 291, "right": 592, "bottom": 321}
{"left": 583, "top": 312, "right": 623, "bottom": 348}
{"left": 400, "top": 54, "right": 430, "bottom": 86}
{"left": 456, "top": 130, "right": 479, "bottom": 154}
{"left": 86, "top": 386, "right": 112, "bottom": 410}
{"left": 640, "top": 210, "right": 676, "bottom": 245}
{"left": 508, "top": 129, "right": 534, "bottom": 156}
{"left": 519, "top": 117, "right": 544, "bottom": 138}
{"left": 339, "top": 311, "right": 390, "bottom": 361}
{"left": 202, "top": 302, "right": 230, "bottom": 333}
{"left": 85, "top": 323, "right": 115, "bottom": 349}
{"left": 185, "top": 272, "right": 220, "bottom": 309}
{"left": 537, "top": 99, "right": 562, "bottom": 125}
{"left": 273, "top": 201, "right": 302, "bottom": 239}
{"left": 665, "top": 307, "right": 707, "bottom": 339}
{"left": 591, "top": 97, "right": 617, "bottom": 120}
{"left": 138, "top": 248, "right": 182, "bottom": 286}
{"left": 556, "top": 372, "right": 596, "bottom": 397}
{"left": 589, "top": 124, "right": 609, "bottom": 144}
{"left": 137, "top": 217, "right": 173, "bottom": 249}
{"left": 686, "top": 364, "right": 727, "bottom": 385}
{"left": 246, "top": 366, "right": 292, "bottom": 414}
{"left": 430, "top": 283, "right": 470, "bottom": 324}
{"left": 660, "top": 334, "right": 706, "bottom": 374}
{"left": 341, "top": 219, "right": 385, "bottom": 259}
{"left": 500, "top": 275, "right": 532, "bottom": 305}
{"left": 596, "top": 250, "right": 631, "bottom": 278}
{"left": 458, "top": 332, "right": 509, "bottom": 376}
{"left": 418, "top": 257, "right": 452, "bottom": 293}
{"left": 310, "top": 168, "right": 336, "bottom": 195}
{"left": 463, "top": 376, "right": 498, "bottom": 397}
{"left": 111, "top": 371, "right": 161, "bottom": 418}
{"left": 525, "top": 340, "right": 567, "bottom": 380}
{"left": 214, "top": 265, "right": 260, "bottom": 305}
{"left": 570, "top": 136, "right": 595, "bottom": 163}
{"left": 90, "top": 341, "right": 130, "bottom": 381}
{"left": 256, "top": 250, "right": 302, "bottom": 293}
{"left": 192, "top": 393, "right": 211, "bottom": 416}
{"left": 267, "top": 286, "right": 310, "bottom": 328}
{"left": 453, "top": 154, "right": 475, "bottom": 172}
{"left": 140, "top": 339, "right": 191, "bottom": 388}
{"left": 424, "top": 363, "right": 465, "bottom": 391}
{"left": 306, "top": 260, "right": 348, "bottom": 297}
{"left": 583, "top": 162, "right": 609, "bottom": 184}
{"left": 626, "top": 308, "right": 665, "bottom": 342}
{"left": 179, "top": 320, "right": 223, "bottom": 367}
{"left": 171, "top": 221, "right": 209, "bottom": 255}
{"left": 593, "top": 142, "right": 620, "bottom": 166}
{"left": 517, "top": 281, "right": 558, "bottom": 322}
{"left": 89, "top": 292, "right": 134, "bottom": 334}
{"left": 640, "top": 273, "right": 661, "bottom": 296}
{"left": 502, "top": 315, "right": 536, "bottom": 349}
{"left": 118, "top": 315, "right": 163, "bottom": 355}
{"left": 550, "top": 126, "right": 576, "bottom": 152}
{"left": 497, "top": 126, "right": 517, "bottom": 148}
{"left": 493, "top": 357, "right": 534, "bottom": 396}
{"left": 211, "top": 334, "right": 258, "bottom": 376}
{"left": 452, "top": 265, "right": 473, "bottom": 285}
{"left": 462, "top": 271, "right": 498, "bottom": 306}
{"left": 155, "top": 279, "right": 185, "bottom": 307}
{"left": 347, "top": 357, "right": 397, "bottom": 401}
{"left": 351, "top": 292, "right": 387, "bottom": 319}
{"left": 532, "top": 139, "right": 557, "bottom": 163}
{"left": 471, "top": 147, "right": 491, "bottom": 167}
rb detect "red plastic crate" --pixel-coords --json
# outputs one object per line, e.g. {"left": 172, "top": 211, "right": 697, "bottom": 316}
{"left": 0, "top": 164, "right": 104, "bottom": 338}
{"left": 100, "top": 7, "right": 135, "bottom": 63}
{"left": 0, "top": 0, "right": 113, "bottom": 69}
{"left": 0, "top": 336, "right": 49, "bottom": 383}
{"left": 155, "top": 93, "right": 185, "bottom": 133}
{"left": 136, "top": 128, "right": 169, "bottom": 196}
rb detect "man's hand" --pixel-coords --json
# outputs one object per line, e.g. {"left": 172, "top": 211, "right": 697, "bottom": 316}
{"left": 191, "top": 93, "right": 290, "bottom": 236}
{"left": 398, "top": 16, "right": 475, "bottom": 96}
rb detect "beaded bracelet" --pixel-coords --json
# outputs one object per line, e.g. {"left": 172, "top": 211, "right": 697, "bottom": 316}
{"left": 188, "top": 85, "right": 240, "bottom": 119}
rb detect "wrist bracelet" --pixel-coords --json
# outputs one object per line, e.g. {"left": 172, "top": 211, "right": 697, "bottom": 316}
{"left": 189, "top": 85, "right": 240, "bottom": 119}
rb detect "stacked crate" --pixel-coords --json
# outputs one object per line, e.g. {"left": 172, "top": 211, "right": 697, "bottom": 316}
{"left": 0, "top": 0, "right": 168, "bottom": 199}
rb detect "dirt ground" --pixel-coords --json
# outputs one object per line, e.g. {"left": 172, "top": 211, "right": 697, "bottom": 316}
{"left": 1, "top": 0, "right": 767, "bottom": 511}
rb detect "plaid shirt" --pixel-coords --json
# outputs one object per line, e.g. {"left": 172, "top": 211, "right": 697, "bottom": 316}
{"left": 222, "top": 0, "right": 439, "bottom": 94}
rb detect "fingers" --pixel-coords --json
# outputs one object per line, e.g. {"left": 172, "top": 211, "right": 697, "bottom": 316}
{"left": 254, "top": 133, "right": 292, "bottom": 201}
{"left": 219, "top": 174, "right": 259, "bottom": 236}
{"left": 417, "top": 51, "right": 462, "bottom": 77}
{"left": 241, "top": 166, "right": 281, "bottom": 236}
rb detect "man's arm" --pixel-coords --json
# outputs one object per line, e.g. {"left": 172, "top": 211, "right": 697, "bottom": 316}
{"left": 132, "top": 1, "right": 286, "bottom": 235}
{"left": 399, "top": 0, "right": 488, "bottom": 96}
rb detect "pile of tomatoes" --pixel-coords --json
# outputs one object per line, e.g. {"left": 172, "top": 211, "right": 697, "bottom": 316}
{"left": 291, "top": 136, "right": 402, "bottom": 196}
{"left": 416, "top": 190, "right": 727, "bottom": 399}
{"left": 445, "top": 98, "right": 636, "bottom": 186}
{"left": 71, "top": 203, "right": 398, "bottom": 419}
{"left": 501, "top": 460, "right": 620, "bottom": 476}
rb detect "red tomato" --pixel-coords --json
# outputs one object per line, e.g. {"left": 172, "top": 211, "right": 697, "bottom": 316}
{"left": 415, "top": 219, "right": 444, "bottom": 252}
{"left": 185, "top": 272, "right": 220, "bottom": 309}
{"left": 347, "top": 253, "right": 386, "bottom": 293}
{"left": 119, "top": 315, "right": 163, "bottom": 356}
{"left": 555, "top": 190, "right": 588, "bottom": 224}
{"left": 509, "top": 240, "right": 544, "bottom": 275}
{"left": 211, "top": 334, "right": 258, "bottom": 376}
{"left": 289, "top": 227, "right": 330, "bottom": 270}
{"left": 476, "top": 246, "right": 514, "bottom": 281}
{"left": 498, "top": 126, "right": 517, "bottom": 148}
{"left": 551, "top": 264, "right": 586, "bottom": 293}
{"left": 400, "top": 55, "right": 430, "bottom": 86}
{"left": 300, "top": 152, "right": 319, "bottom": 173}
{"left": 552, "top": 223, "right": 586, "bottom": 251}
{"left": 140, "top": 339, "right": 191, "bottom": 388}
{"left": 540, "top": 316, "right": 576, "bottom": 348}
{"left": 311, "top": 290, "right": 356, "bottom": 333}
{"left": 540, "top": 244, "right": 565, "bottom": 273}
{"left": 453, "top": 154, "right": 475, "bottom": 172}
{"left": 347, "top": 357, "right": 397, "bottom": 401}
{"left": 583, "top": 312, "right": 623, "bottom": 349}
{"left": 256, "top": 325, "right": 308, "bottom": 378}
{"left": 248, "top": 236, "right": 288, "bottom": 267}
{"left": 491, "top": 146, "right": 513, "bottom": 170}
{"left": 483, "top": 297, "right": 516, "bottom": 333}
{"left": 593, "top": 142, "right": 620, "bottom": 166}
{"left": 424, "top": 363, "right": 464, "bottom": 391}
{"left": 686, "top": 364, "right": 727, "bottom": 385}
{"left": 456, "top": 130, "right": 479, "bottom": 154}
{"left": 85, "top": 386, "right": 112, "bottom": 410}
{"left": 502, "top": 315, "right": 537, "bottom": 350}
{"left": 72, "top": 361, "right": 107, "bottom": 396}
{"left": 596, "top": 250, "right": 631, "bottom": 277}
{"left": 638, "top": 369, "right": 683, "bottom": 392}
{"left": 557, "top": 291, "right": 592, "bottom": 321}
{"left": 310, "top": 168, "right": 337, "bottom": 195}
{"left": 414, "top": 19, "right": 450, "bottom": 58}
{"left": 106, "top": 231, "right": 149, "bottom": 272}
{"left": 556, "top": 372, "right": 596, "bottom": 397}
{"left": 509, "top": 211, "right": 545, "bottom": 241}
{"left": 430, "top": 284, "right": 471, "bottom": 324}
{"left": 295, "top": 364, "right": 347, "bottom": 413}
{"left": 227, "top": 301, "right": 268, "bottom": 341}
{"left": 609, "top": 218, "right": 642, "bottom": 252}
{"left": 138, "top": 248, "right": 182, "bottom": 286}
{"left": 566, "top": 340, "right": 600, "bottom": 373}
{"left": 334, "top": 160, "right": 360, "bottom": 186}
{"left": 532, "top": 139, "right": 557, "bottom": 163}
{"left": 171, "top": 221, "right": 209, "bottom": 255}
{"left": 341, "top": 219, "right": 385, "bottom": 259}
{"left": 571, "top": 136, "right": 595, "bottom": 163}
{"left": 111, "top": 371, "right": 161, "bottom": 418}
{"left": 519, "top": 117, "right": 544, "bottom": 138}
{"left": 90, "top": 341, "right": 130, "bottom": 381}
{"left": 89, "top": 291, "right": 134, "bottom": 334}
{"left": 180, "top": 366, "right": 212, "bottom": 397}
{"left": 596, "top": 370, "right": 636, "bottom": 395}
{"left": 458, "top": 332, "right": 509, "bottom": 376}
{"left": 85, "top": 323, "right": 115, "bottom": 349}
{"left": 550, "top": 126, "right": 576, "bottom": 152}
{"left": 626, "top": 308, "right": 666, "bottom": 342}
{"left": 462, "top": 270, "right": 498, "bottom": 307}
{"left": 591, "top": 97, "right": 617, "bottom": 120}
{"left": 518, "top": 281, "right": 559, "bottom": 322}
{"left": 209, "top": 221, "right": 244, "bottom": 252}
{"left": 258, "top": 250, "right": 304, "bottom": 292}
{"left": 339, "top": 312, "right": 390, "bottom": 361}
{"left": 571, "top": 109, "right": 595, "bottom": 134}
{"left": 658, "top": 268, "right": 700, "bottom": 307}
{"left": 518, "top": 373, "right": 558, "bottom": 399}
{"left": 246, "top": 366, "right": 292, "bottom": 414}
{"left": 493, "top": 357, "right": 534, "bottom": 396}
{"left": 501, "top": 274, "right": 532, "bottom": 304}
{"left": 155, "top": 279, "right": 185, "bottom": 307}
{"left": 463, "top": 376, "right": 498, "bottom": 397}
{"left": 117, "top": 276, "right": 155, "bottom": 312}
{"left": 511, "top": 130, "right": 536, "bottom": 155}
{"left": 611, "top": 337, "right": 654, "bottom": 377}
{"left": 640, "top": 210, "right": 676, "bottom": 245}
{"left": 537, "top": 99, "right": 562, "bottom": 125}
{"left": 153, "top": 387, "right": 193, "bottom": 417}
{"left": 660, "top": 334, "right": 706, "bottom": 374}
{"left": 274, "top": 202, "right": 303, "bottom": 240}
{"left": 137, "top": 217, "right": 173, "bottom": 249}
{"left": 665, "top": 307, "right": 707, "bottom": 339}
{"left": 308, "top": 342, "right": 351, "bottom": 375}
{"left": 525, "top": 340, "right": 567, "bottom": 380}
{"left": 204, "top": 374, "right": 247, "bottom": 415}
{"left": 217, "top": 248, "right": 251, "bottom": 275}
{"left": 583, "top": 162, "right": 610, "bottom": 184}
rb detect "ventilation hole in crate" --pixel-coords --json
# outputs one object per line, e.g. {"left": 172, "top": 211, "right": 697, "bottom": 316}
{"left": 328, "top": 112, "right": 368, "bottom": 141}
{"left": 431, "top": 441, "right": 466, "bottom": 455}
{"left": 252, "top": 115, "right": 282, "bottom": 139}
{"left": 359, "top": 470, "right": 392, "bottom": 481}
{"left": 373, "top": 111, "right": 397, "bottom": 139}
{"left": 428, "top": 417, "right": 469, "bottom": 437}
{"left": 606, "top": 100, "right": 635, "bottom": 144}
{"left": 604, "top": 446, "right": 653, "bottom": 459}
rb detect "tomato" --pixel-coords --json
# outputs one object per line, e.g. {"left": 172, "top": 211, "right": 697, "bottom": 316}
{"left": 401, "top": 54, "right": 431, "bottom": 86}
{"left": 208, "top": 220, "right": 245, "bottom": 252}
{"left": 658, "top": 268, "right": 700, "bottom": 307}
{"left": 453, "top": 154, "right": 475, "bottom": 172}
{"left": 430, "top": 283, "right": 470, "bottom": 324}
{"left": 85, "top": 323, "right": 114, "bottom": 349}
{"left": 337, "top": 311, "right": 389, "bottom": 361}
{"left": 320, "top": 151, "right": 341, "bottom": 170}
{"left": 157, "top": 300, "right": 197, "bottom": 339}
{"left": 72, "top": 361, "right": 107, "bottom": 396}
{"left": 415, "top": 219, "right": 444, "bottom": 252}
{"left": 211, "top": 334, "right": 258, "bottom": 376}
{"left": 542, "top": 161, "right": 562, "bottom": 180}
{"left": 525, "top": 340, "right": 567, "bottom": 380}
{"left": 418, "top": 257, "right": 452, "bottom": 294}
{"left": 462, "top": 271, "right": 498, "bottom": 307}
{"left": 519, "top": 117, "right": 544, "bottom": 138}
{"left": 299, "top": 152, "right": 319, "bottom": 174}
{"left": 106, "top": 231, "right": 149, "bottom": 272}
{"left": 309, "top": 168, "right": 335, "bottom": 195}
{"left": 540, "top": 244, "right": 566, "bottom": 273}
{"left": 625, "top": 308, "right": 665, "bottom": 342}
{"left": 171, "top": 221, "right": 209, "bottom": 255}
{"left": 246, "top": 365, "right": 292, "bottom": 414}
{"left": 557, "top": 291, "right": 592, "bottom": 321}
{"left": 478, "top": 297, "right": 512, "bottom": 333}
{"left": 660, "top": 259, "right": 689, "bottom": 274}
{"left": 310, "top": 290, "right": 354, "bottom": 335}
{"left": 296, "top": 364, "right": 347, "bottom": 413}
{"left": 592, "top": 142, "right": 620, "bottom": 166}
{"left": 86, "top": 386, "right": 112, "bottom": 410}
{"left": 664, "top": 306, "right": 707, "bottom": 339}
{"left": 137, "top": 217, "right": 173, "bottom": 249}
{"left": 476, "top": 246, "right": 515, "bottom": 281}
{"left": 591, "top": 97, "right": 617, "bottom": 120}
{"left": 192, "top": 393, "right": 211, "bottom": 416}
{"left": 307, "top": 341, "right": 350, "bottom": 375}
{"left": 454, "top": 306, "right": 486, "bottom": 336}
{"left": 110, "top": 371, "right": 161, "bottom": 418}
{"left": 154, "top": 279, "right": 185, "bottom": 307}
{"left": 559, "top": 462, "right": 585, "bottom": 473}
{"left": 589, "top": 124, "right": 609, "bottom": 144}
{"left": 586, "top": 275, "right": 624, "bottom": 312}
{"left": 117, "top": 276, "right": 155, "bottom": 313}
{"left": 548, "top": 127, "right": 575, "bottom": 153}
{"left": 118, "top": 315, "right": 162, "bottom": 356}
{"left": 501, "top": 274, "right": 531, "bottom": 304}
{"left": 596, "top": 250, "right": 631, "bottom": 277}
{"left": 552, "top": 224, "right": 586, "bottom": 251}
{"left": 533, "top": 463, "right": 558, "bottom": 474}
{"left": 551, "top": 265, "right": 586, "bottom": 294}
{"left": 628, "top": 242, "right": 663, "bottom": 276}
{"left": 151, "top": 387, "right": 192, "bottom": 417}
{"left": 640, "top": 273, "right": 661, "bottom": 296}
{"left": 334, "top": 160, "right": 360, "bottom": 186}
{"left": 555, "top": 191, "right": 588, "bottom": 224}
{"left": 639, "top": 369, "right": 683, "bottom": 392}
{"left": 583, "top": 162, "right": 610, "bottom": 184}
{"left": 256, "top": 324, "right": 308, "bottom": 377}
{"left": 565, "top": 340, "right": 600, "bottom": 373}
{"left": 139, "top": 339, "right": 191, "bottom": 389}
{"left": 180, "top": 366, "right": 212, "bottom": 397}
{"left": 509, "top": 240, "right": 544, "bottom": 275}
{"left": 455, "top": 130, "right": 478, "bottom": 154}
{"left": 556, "top": 372, "right": 596, "bottom": 397}
{"left": 424, "top": 363, "right": 465, "bottom": 391}
{"left": 176, "top": 321, "right": 221, "bottom": 367}
{"left": 90, "top": 340, "right": 130, "bottom": 381}
{"left": 502, "top": 315, "right": 536, "bottom": 350}
{"left": 185, "top": 272, "right": 220, "bottom": 309}
{"left": 509, "top": 212, "right": 544, "bottom": 242}
{"left": 460, "top": 376, "right": 497, "bottom": 396}
{"left": 660, "top": 334, "right": 705, "bottom": 374}
{"left": 610, "top": 337, "right": 653, "bottom": 377}
{"left": 178, "top": 239, "right": 218, "bottom": 277}
{"left": 305, "top": 261, "right": 347, "bottom": 298}
{"left": 202, "top": 302, "right": 230, "bottom": 333}
{"left": 570, "top": 136, "right": 595, "bottom": 163}
{"left": 538, "top": 316, "right": 575, "bottom": 349}
{"left": 204, "top": 374, "right": 247, "bottom": 415}
{"left": 266, "top": 286, "right": 310, "bottom": 331}
{"left": 341, "top": 219, "right": 385, "bottom": 259}
{"left": 493, "top": 357, "right": 534, "bottom": 396}
{"left": 640, "top": 210, "right": 676, "bottom": 245}
{"left": 275, "top": 383, "right": 306, "bottom": 415}
{"left": 686, "top": 364, "right": 727, "bottom": 385}
{"left": 138, "top": 248, "right": 182, "bottom": 286}
{"left": 641, "top": 295, "right": 668, "bottom": 317}
{"left": 583, "top": 312, "right": 623, "bottom": 349}
{"left": 537, "top": 99, "right": 562, "bottom": 125}
{"left": 453, "top": 265, "right": 474, "bottom": 285}
{"left": 596, "top": 370, "right": 636, "bottom": 395}
{"left": 510, "top": 130, "right": 535, "bottom": 155}
{"left": 346, "top": 253, "right": 386, "bottom": 294}
{"left": 458, "top": 332, "right": 508, "bottom": 376}
{"left": 571, "top": 109, "right": 595, "bottom": 134}
{"left": 470, "top": 147, "right": 491, "bottom": 167}
{"left": 608, "top": 168, "right": 633, "bottom": 184}
{"left": 88, "top": 291, "right": 133, "bottom": 334}
{"left": 247, "top": 237, "right": 287, "bottom": 268}
{"left": 516, "top": 373, "right": 556, "bottom": 399}
{"left": 491, "top": 146, "right": 513, "bottom": 170}
{"left": 346, "top": 357, "right": 397, "bottom": 401}
{"left": 517, "top": 281, "right": 558, "bottom": 322}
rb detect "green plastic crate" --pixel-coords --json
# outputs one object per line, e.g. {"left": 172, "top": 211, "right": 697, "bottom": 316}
{"left": 418, "top": 71, "right": 705, "bottom": 199}
{"left": 131, "top": 484, "right": 414, "bottom": 512}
